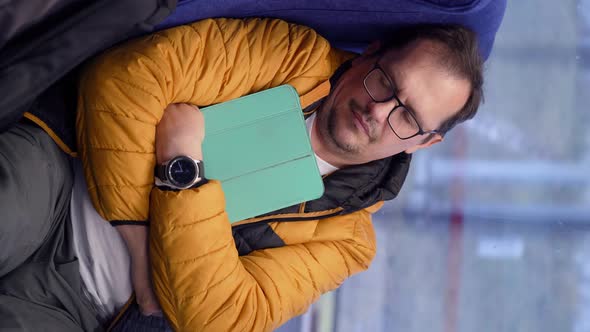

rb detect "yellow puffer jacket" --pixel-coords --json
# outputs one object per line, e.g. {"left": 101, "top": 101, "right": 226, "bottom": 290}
{"left": 77, "top": 17, "right": 351, "bottom": 223}
{"left": 77, "top": 18, "right": 387, "bottom": 331}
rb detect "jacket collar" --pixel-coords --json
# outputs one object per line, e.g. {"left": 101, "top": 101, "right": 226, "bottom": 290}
{"left": 307, "top": 152, "right": 411, "bottom": 214}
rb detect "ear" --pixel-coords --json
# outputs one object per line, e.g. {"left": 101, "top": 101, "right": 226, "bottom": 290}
{"left": 404, "top": 134, "right": 443, "bottom": 154}
{"left": 352, "top": 41, "right": 382, "bottom": 66}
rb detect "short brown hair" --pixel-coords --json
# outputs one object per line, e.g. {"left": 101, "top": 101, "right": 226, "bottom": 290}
{"left": 380, "top": 24, "right": 484, "bottom": 135}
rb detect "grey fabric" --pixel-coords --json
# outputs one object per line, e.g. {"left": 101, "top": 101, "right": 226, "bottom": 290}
{"left": 0, "top": 123, "right": 102, "bottom": 331}
{"left": 0, "top": 123, "right": 71, "bottom": 276}
{"left": 0, "top": 0, "right": 177, "bottom": 135}
{"left": 0, "top": 0, "right": 80, "bottom": 50}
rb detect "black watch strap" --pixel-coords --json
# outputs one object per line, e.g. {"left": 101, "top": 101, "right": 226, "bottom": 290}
{"left": 196, "top": 159, "right": 205, "bottom": 180}
{"left": 157, "top": 178, "right": 209, "bottom": 192}
{"left": 155, "top": 163, "right": 167, "bottom": 182}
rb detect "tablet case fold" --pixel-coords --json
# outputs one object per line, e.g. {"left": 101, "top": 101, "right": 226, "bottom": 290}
{"left": 201, "top": 85, "right": 325, "bottom": 222}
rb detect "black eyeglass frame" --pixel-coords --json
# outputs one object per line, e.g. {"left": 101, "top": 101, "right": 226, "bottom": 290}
{"left": 362, "top": 61, "right": 440, "bottom": 140}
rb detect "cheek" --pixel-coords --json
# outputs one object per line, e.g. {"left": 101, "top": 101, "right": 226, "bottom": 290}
{"left": 368, "top": 133, "right": 418, "bottom": 159}
{"left": 328, "top": 103, "right": 352, "bottom": 132}
{"left": 333, "top": 77, "right": 365, "bottom": 106}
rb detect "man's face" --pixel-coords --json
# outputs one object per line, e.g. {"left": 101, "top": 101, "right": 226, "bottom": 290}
{"left": 315, "top": 39, "right": 472, "bottom": 166}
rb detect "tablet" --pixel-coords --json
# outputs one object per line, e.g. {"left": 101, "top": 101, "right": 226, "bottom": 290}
{"left": 201, "top": 85, "right": 324, "bottom": 222}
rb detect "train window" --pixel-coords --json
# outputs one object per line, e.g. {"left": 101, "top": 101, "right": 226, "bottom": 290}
{"left": 279, "top": 2, "right": 590, "bottom": 331}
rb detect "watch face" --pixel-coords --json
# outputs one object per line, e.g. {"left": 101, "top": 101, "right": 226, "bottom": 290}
{"left": 168, "top": 157, "right": 198, "bottom": 187}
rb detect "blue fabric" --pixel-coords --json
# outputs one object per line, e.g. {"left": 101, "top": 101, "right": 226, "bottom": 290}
{"left": 156, "top": 0, "right": 506, "bottom": 59}
{"left": 109, "top": 301, "right": 173, "bottom": 332}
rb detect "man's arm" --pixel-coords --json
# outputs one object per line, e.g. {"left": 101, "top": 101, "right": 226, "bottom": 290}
{"left": 150, "top": 193, "right": 375, "bottom": 331}
{"left": 115, "top": 225, "right": 161, "bottom": 315}
{"left": 115, "top": 102, "right": 206, "bottom": 315}
{"left": 149, "top": 183, "right": 377, "bottom": 331}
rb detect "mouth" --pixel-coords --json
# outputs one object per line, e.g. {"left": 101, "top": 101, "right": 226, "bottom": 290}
{"left": 352, "top": 110, "right": 370, "bottom": 137}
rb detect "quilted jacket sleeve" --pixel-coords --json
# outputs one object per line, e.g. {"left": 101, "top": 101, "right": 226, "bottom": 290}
{"left": 149, "top": 181, "right": 377, "bottom": 331}
{"left": 77, "top": 18, "right": 345, "bottom": 223}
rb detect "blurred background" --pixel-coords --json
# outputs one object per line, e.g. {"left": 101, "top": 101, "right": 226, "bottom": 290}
{"left": 279, "top": 1, "right": 590, "bottom": 331}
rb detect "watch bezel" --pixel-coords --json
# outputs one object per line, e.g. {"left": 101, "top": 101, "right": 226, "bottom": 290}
{"left": 166, "top": 156, "right": 200, "bottom": 189}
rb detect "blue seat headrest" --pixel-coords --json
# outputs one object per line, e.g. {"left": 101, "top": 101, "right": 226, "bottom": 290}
{"left": 157, "top": 0, "right": 507, "bottom": 60}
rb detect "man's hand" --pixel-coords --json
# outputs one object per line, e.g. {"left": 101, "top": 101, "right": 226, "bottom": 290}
{"left": 156, "top": 103, "right": 205, "bottom": 163}
{"left": 115, "top": 224, "right": 162, "bottom": 316}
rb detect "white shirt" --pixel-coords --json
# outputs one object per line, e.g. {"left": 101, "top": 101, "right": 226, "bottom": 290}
{"left": 69, "top": 112, "right": 338, "bottom": 321}
{"left": 70, "top": 161, "right": 132, "bottom": 322}
{"left": 306, "top": 112, "right": 339, "bottom": 176}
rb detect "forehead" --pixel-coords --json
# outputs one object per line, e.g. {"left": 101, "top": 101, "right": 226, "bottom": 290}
{"left": 376, "top": 40, "right": 471, "bottom": 130}
{"left": 378, "top": 39, "right": 447, "bottom": 77}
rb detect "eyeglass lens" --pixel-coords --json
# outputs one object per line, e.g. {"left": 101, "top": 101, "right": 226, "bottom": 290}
{"left": 365, "top": 68, "right": 420, "bottom": 139}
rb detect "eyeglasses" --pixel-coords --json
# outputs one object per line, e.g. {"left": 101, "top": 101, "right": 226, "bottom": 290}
{"left": 363, "top": 62, "right": 439, "bottom": 140}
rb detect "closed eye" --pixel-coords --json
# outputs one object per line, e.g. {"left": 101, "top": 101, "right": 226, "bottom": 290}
{"left": 402, "top": 109, "right": 413, "bottom": 123}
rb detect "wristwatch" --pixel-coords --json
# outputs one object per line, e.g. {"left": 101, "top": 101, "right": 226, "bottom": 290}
{"left": 155, "top": 155, "right": 205, "bottom": 190}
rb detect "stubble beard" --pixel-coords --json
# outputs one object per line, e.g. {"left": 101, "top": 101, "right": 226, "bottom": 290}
{"left": 324, "top": 97, "right": 381, "bottom": 154}
{"left": 323, "top": 105, "right": 362, "bottom": 155}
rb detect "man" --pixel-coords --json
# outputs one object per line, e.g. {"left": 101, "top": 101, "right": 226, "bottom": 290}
{"left": 0, "top": 18, "right": 482, "bottom": 331}
{"left": 78, "top": 17, "right": 483, "bottom": 331}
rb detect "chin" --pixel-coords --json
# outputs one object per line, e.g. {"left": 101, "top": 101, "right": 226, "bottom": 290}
{"left": 319, "top": 104, "right": 359, "bottom": 152}
{"left": 331, "top": 130, "right": 363, "bottom": 155}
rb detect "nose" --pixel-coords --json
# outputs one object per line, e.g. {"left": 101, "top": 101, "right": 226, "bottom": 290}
{"left": 367, "top": 99, "right": 395, "bottom": 124}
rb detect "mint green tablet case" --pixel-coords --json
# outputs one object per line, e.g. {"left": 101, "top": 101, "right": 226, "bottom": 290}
{"left": 201, "top": 85, "right": 325, "bottom": 223}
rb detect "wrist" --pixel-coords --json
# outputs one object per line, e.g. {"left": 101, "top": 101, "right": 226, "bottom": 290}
{"left": 157, "top": 143, "right": 202, "bottom": 164}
